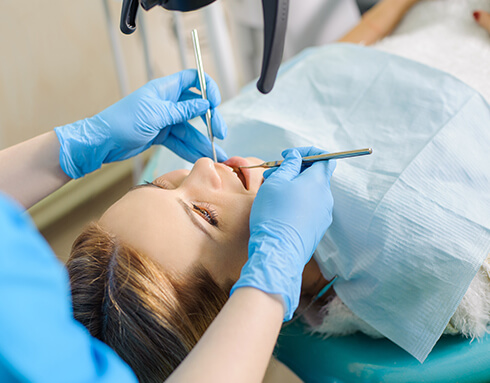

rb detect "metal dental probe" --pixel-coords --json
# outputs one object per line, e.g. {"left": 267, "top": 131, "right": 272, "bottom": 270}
{"left": 191, "top": 29, "right": 217, "bottom": 163}
{"left": 239, "top": 148, "right": 373, "bottom": 169}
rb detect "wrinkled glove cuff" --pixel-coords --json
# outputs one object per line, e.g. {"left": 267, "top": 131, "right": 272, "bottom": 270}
{"left": 54, "top": 117, "right": 109, "bottom": 179}
{"left": 231, "top": 225, "right": 306, "bottom": 321}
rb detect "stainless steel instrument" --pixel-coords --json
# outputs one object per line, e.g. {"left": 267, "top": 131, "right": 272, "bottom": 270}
{"left": 239, "top": 148, "right": 373, "bottom": 169}
{"left": 191, "top": 29, "right": 218, "bottom": 163}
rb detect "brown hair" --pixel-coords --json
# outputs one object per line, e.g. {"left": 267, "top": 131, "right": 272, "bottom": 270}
{"left": 67, "top": 222, "right": 232, "bottom": 383}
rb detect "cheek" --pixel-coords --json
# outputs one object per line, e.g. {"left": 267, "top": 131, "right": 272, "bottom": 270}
{"left": 228, "top": 197, "right": 253, "bottom": 238}
{"left": 219, "top": 202, "right": 252, "bottom": 282}
{"left": 219, "top": 195, "right": 254, "bottom": 254}
{"left": 209, "top": 195, "right": 255, "bottom": 284}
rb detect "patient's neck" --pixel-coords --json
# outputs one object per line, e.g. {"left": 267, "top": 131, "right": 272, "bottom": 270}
{"left": 302, "top": 258, "right": 328, "bottom": 296}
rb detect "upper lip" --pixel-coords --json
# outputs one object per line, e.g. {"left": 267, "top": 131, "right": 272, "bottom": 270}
{"left": 222, "top": 157, "right": 251, "bottom": 190}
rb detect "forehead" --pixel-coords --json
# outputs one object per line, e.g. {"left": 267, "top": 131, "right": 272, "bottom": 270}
{"left": 98, "top": 187, "right": 211, "bottom": 275}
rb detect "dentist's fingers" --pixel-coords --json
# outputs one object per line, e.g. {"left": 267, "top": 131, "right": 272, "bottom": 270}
{"left": 263, "top": 146, "right": 330, "bottom": 179}
{"left": 281, "top": 146, "right": 327, "bottom": 158}
{"left": 177, "top": 70, "right": 222, "bottom": 108}
{"left": 263, "top": 149, "right": 302, "bottom": 181}
{"left": 158, "top": 122, "right": 228, "bottom": 163}
{"left": 209, "top": 109, "right": 227, "bottom": 140}
{"left": 178, "top": 90, "right": 227, "bottom": 140}
{"left": 474, "top": 10, "right": 490, "bottom": 34}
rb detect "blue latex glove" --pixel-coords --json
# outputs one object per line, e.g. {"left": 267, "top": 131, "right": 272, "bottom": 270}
{"left": 55, "top": 70, "right": 227, "bottom": 179}
{"left": 231, "top": 147, "right": 336, "bottom": 320}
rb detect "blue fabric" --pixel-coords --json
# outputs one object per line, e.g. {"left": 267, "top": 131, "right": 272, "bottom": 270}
{"left": 0, "top": 193, "right": 137, "bottom": 383}
{"left": 275, "top": 321, "right": 490, "bottom": 383}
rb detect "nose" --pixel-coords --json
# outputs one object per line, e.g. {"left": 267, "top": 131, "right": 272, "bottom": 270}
{"left": 186, "top": 157, "right": 222, "bottom": 189}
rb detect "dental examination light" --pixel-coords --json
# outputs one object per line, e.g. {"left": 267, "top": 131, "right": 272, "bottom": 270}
{"left": 119, "top": 0, "right": 289, "bottom": 94}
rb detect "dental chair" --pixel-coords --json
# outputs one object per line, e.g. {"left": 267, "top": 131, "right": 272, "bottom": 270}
{"left": 275, "top": 321, "right": 490, "bottom": 383}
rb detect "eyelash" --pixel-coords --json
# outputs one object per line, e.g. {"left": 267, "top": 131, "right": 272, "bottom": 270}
{"left": 192, "top": 202, "right": 219, "bottom": 227}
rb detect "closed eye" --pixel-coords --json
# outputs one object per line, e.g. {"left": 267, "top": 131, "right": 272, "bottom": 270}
{"left": 192, "top": 203, "right": 219, "bottom": 227}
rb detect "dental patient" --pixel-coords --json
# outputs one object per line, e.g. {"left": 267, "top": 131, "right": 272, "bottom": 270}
{"left": 68, "top": 144, "right": 489, "bottom": 383}
{"left": 67, "top": 155, "right": 323, "bottom": 382}
{"left": 67, "top": 47, "right": 490, "bottom": 380}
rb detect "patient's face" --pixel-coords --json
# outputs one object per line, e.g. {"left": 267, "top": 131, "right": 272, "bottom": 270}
{"left": 99, "top": 157, "right": 266, "bottom": 286}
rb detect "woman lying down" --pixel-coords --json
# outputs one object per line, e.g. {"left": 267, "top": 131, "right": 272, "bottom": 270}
{"left": 66, "top": 42, "right": 490, "bottom": 382}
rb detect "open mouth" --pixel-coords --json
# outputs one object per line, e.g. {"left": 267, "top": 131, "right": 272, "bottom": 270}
{"left": 223, "top": 157, "right": 251, "bottom": 190}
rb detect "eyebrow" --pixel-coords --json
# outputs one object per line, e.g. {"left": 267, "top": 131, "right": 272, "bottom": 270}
{"left": 128, "top": 181, "right": 162, "bottom": 192}
{"left": 129, "top": 182, "right": 214, "bottom": 240}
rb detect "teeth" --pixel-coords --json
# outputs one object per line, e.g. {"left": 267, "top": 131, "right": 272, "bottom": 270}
{"left": 223, "top": 164, "right": 234, "bottom": 172}
{"left": 234, "top": 167, "right": 247, "bottom": 189}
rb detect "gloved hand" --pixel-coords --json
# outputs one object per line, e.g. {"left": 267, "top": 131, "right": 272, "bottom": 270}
{"left": 231, "top": 147, "right": 336, "bottom": 320}
{"left": 55, "top": 70, "right": 227, "bottom": 179}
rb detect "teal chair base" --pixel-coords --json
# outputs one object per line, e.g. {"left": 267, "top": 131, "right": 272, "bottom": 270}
{"left": 275, "top": 321, "right": 490, "bottom": 383}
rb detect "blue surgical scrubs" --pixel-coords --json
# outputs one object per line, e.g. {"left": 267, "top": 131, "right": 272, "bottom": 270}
{"left": 0, "top": 193, "right": 137, "bottom": 383}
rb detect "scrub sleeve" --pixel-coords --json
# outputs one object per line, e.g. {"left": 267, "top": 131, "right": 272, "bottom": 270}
{"left": 0, "top": 193, "right": 137, "bottom": 383}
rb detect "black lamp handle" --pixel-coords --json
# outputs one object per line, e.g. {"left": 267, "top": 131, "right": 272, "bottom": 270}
{"left": 120, "top": 0, "right": 289, "bottom": 94}
{"left": 120, "top": 0, "right": 139, "bottom": 35}
{"left": 257, "top": 0, "right": 289, "bottom": 94}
